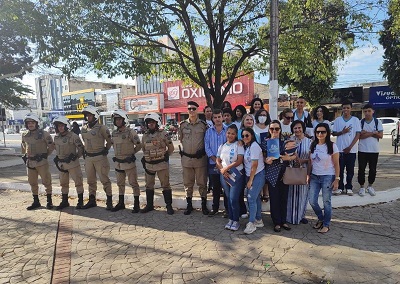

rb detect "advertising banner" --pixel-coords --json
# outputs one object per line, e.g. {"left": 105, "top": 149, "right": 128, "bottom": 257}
{"left": 321, "top": 87, "right": 363, "bottom": 104}
{"left": 369, "top": 86, "right": 400, "bottom": 109}
{"left": 124, "top": 94, "right": 162, "bottom": 113}
{"left": 63, "top": 89, "right": 95, "bottom": 117}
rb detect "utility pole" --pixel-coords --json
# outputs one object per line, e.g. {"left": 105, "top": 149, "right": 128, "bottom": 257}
{"left": 269, "top": 0, "right": 279, "bottom": 120}
{"left": 0, "top": 104, "right": 6, "bottom": 147}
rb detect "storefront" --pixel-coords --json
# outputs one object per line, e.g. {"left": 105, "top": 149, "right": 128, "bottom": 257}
{"left": 368, "top": 86, "right": 400, "bottom": 117}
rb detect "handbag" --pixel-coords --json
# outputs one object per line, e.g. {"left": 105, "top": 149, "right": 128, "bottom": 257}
{"left": 282, "top": 162, "right": 308, "bottom": 185}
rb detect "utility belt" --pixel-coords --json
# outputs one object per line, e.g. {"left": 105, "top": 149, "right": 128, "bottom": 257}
{"left": 112, "top": 154, "right": 136, "bottom": 163}
{"left": 53, "top": 154, "right": 78, "bottom": 173}
{"left": 22, "top": 153, "right": 48, "bottom": 164}
{"left": 140, "top": 153, "right": 169, "bottom": 176}
{"left": 84, "top": 148, "right": 108, "bottom": 158}
{"left": 178, "top": 145, "right": 206, "bottom": 159}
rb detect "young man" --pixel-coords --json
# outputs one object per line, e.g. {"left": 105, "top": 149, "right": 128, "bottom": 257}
{"left": 205, "top": 109, "right": 227, "bottom": 216}
{"left": 179, "top": 101, "right": 209, "bottom": 215}
{"left": 332, "top": 101, "right": 361, "bottom": 196}
{"left": 357, "top": 104, "right": 383, "bottom": 196}
{"left": 222, "top": 107, "right": 233, "bottom": 127}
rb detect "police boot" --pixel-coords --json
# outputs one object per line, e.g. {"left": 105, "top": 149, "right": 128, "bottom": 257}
{"left": 132, "top": 196, "right": 140, "bottom": 213}
{"left": 111, "top": 195, "right": 125, "bottom": 212}
{"left": 46, "top": 194, "right": 53, "bottom": 209}
{"left": 140, "top": 190, "right": 154, "bottom": 213}
{"left": 201, "top": 197, "right": 209, "bottom": 215}
{"left": 162, "top": 190, "right": 174, "bottom": 215}
{"left": 56, "top": 194, "right": 70, "bottom": 210}
{"left": 76, "top": 193, "right": 84, "bottom": 209}
{"left": 183, "top": 197, "right": 193, "bottom": 215}
{"left": 27, "top": 195, "right": 41, "bottom": 210}
{"left": 106, "top": 195, "right": 113, "bottom": 210}
{"left": 82, "top": 194, "right": 97, "bottom": 209}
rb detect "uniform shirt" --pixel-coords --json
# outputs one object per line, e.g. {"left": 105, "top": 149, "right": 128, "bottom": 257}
{"left": 243, "top": 142, "right": 265, "bottom": 177}
{"left": 142, "top": 129, "right": 174, "bottom": 171}
{"left": 81, "top": 121, "right": 113, "bottom": 160}
{"left": 179, "top": 118, "right": 207, "bottom": 168}
{"left": 21, "top": 129, "right": 54, "bottom": 168}
{"left": 217, "top": 141, "right": 244, "bottom": 171}
{"left": 205, "top": 125, "right": 227, "bottom": 165}
{"left": 333, "top": 116, "right": 361, "bottom": 153}
{"left": 112, "top": 127, "right": 142, "bottom": 170}
{"left": 358, "top": 119, "right": 383, "bottom": 153}
{"left": 54, "top": 131, "right": 83, "bottom": 170}
{"left": 311, "top": 143, "right": 339, "bottom": 176}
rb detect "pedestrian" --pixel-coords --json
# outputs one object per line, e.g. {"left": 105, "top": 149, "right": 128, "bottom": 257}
{"left": 238, "top": 113, "right": 254, "bottom": 139}
{"left": 249, "top": 98, "right": 264, "bottom": 117}
{"left": 357, "top": 104, "right": 383, "bottom": 196}
{"left": 111, "top": 110, "right": 142, "bottom": 212}
{"left": 203, "top": 105, "right": 214, "bottom": 128}
{"left": 53, "top": 116, "right": 85, "bottom": 210}
{"left": 253, "top": 108, "right": 271, "bottom": 143}
{"left": 308, "top": 123, "right": 340, "bottom": 234}
{"left": 264, "top": 120, "right": 294, "bottom": 232}
{"left": 222, "top": 107, "right": 233, "bottom": 127}
{"left": 141, "top": 112, "right": 175, "bottom": 214}
{"left": 216, "top": 124, "right": 244, "bottom": 231}
{"left": 221, "top": 101, "right": 232, "bottom": 110}
{"left": 205, "top": 109, "right": 227, "bottom": 216}
{"left": 332, "top": 100, "right": 361, "bottom": 196}
{"left": 286, "top": 120, "right": 311, "bottom": 225}
{"left": 71, "top": 121, "right": 81, "bottom": 135}
{"left": 179, "top": 101, "right": 210, "bottom": 215}
{"left": 80, "top": 105, "right": 113, "bottom": 209}
{"left": 312, "top": 105, "right": 331, "bottom": 138}
{"left": 21, "top": 113, "right": 55, "bottom": 210}
{"left": 232, "top": 104, "right": 247, "bottom": 129}
{"left": 242, "top": 127, "right": 265, "bottom": 234}
{"left": 279, "top": 108, "right": 293, "bottom": 140}
{"left": 292, "top": 96, "right": 313, "bottom": 137}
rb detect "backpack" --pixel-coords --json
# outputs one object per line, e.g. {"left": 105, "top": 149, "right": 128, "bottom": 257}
{"left": 361, "top": 118, "right": 379, "bottom": 140}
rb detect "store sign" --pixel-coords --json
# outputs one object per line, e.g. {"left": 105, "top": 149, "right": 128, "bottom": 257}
{"left": 369, "top": 86, "right": 400, "bottom": 108}
{"left": 63, "top": 90, "right": 95, "bottom": 115}
{"left": 124, "top": 94, "right": 161, "bottom": 113}
{"left": 166, "top": 82, "right": 244, "bottom": 100}
{"left": 321, "top": 87, "right": 363, "bottom": 104}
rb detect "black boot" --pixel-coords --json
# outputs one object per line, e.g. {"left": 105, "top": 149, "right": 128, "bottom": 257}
{"left": 76, "top": 193, "right": 84, "bottom": 209}
{"left": 106, "top": 195, "right": 113, "bottom": 210}
{"left": 140, "top": 190, "right": 154, "bottom": 213}
{"left": 132, "top": 196, "right": 140, "bottom": 213}
{"left": 46, "top": 194, "right": 53, "bottom": 209}
{"left": 56, "top": 194, "right": 70, "bottom": 210}
{"left": 183, "top": 197, "right": 193, "bottom": 215}
{"left": 111, "top": 195, "right": 125, "bottom": 212}
{"left": 27, "top": 195, "right": 41, "bottom": 210}
{"left": 162, "top": 190, "right": 174, "bottom": 215}
{"left": 82, "top": 194, "right": 97, "bottom": 209}
{"left": 201, "top": 197, "right": 209, "bottom": 215}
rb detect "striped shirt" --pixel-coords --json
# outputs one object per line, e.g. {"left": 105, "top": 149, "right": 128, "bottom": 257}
{"left": 205, "top": 125, "right": 227, "bottom": 165}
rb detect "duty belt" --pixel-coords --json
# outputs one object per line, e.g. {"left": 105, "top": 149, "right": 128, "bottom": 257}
{"left": 27, "top": 153, "right": 48, "bottom": 162}
{"left": 178, "top": 146, "right": 206, "bottom": 159}
{"left": 84, "top": 148, "right": 108, "bottom": 157}
{"left": 112, "top": 154, "right": 136, "bottom": 163}
{"left": 53, "top": 154, "right": 78, "bottom": 173}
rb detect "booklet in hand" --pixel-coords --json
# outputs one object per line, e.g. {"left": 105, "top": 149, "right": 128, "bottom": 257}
{"left": 266, "top": 138, "right": 280, "bottom": 159}
{"left": 224, "top": 167, "right": 243, "bottom": 187}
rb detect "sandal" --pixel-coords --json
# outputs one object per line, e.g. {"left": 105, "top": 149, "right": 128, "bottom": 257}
{"left": 318, "top": 227, "right": 330, "bottom": 234}
{"left": 313, "top": 220, "right": 323, "bottom": 229}
{"left": 274, "top": 225, "right": 281, "bottom": 232}
{"left": 261, "top": 195, "right": 269, "bottom": 202}
{"left": 282, "top": 224, "right": 291, "bottom": 231}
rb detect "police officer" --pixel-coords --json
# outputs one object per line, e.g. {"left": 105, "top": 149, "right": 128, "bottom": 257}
{"left": 179, "top": 101, "right": 209, "bottom": 215}
{"left": 81, "top": 106, "right": 113, "bottom": 209}
{"left": 111, "top": 110, "right": 142, "bottom": 212}
{"left": 52, "top": 116, "right": 85, "bottom": 210}
{"left": 21, "top": 113, "right": 55, "bottom": 210}
{"left": 141, "top": 113, "right": 175, "bottom": 214}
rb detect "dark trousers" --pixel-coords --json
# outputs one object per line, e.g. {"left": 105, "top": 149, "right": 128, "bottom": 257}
{"left": 239, "top": 183, "right": 247, "bottom": 215}
{"left": 339, "top": 153, "right": 356, "bottom": 190}
{"left": 357, "top": 152, "right": 379, "bottom": 186}
{"left": 210, "top": 174, "right": 227, "bottom": 211}
{"left": 268, "top": 180, "right": 289, "bottom": 226}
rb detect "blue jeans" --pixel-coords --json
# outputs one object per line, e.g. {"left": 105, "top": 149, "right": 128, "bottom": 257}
{"left": 246, "top": 170, "right": 265, "bottom": 223}
{"left": 339, "top": 153, "right": 356, "bottom": 190}
{"left": 220, "top": 171, "right": 244, "bottom": 222}
{"left": 309, "top": 174, "right": 334, "bottom": 227}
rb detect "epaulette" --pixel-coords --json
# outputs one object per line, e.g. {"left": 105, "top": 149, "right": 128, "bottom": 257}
{"left": 200, "top": 120, "right": 208, "bottom": 127}
{"left": 179, "top": 120, "right": 188, "bottom": 126}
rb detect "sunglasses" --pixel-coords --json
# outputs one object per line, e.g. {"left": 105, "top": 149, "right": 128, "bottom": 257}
{"left": 269, "top": 127, "right": 281, "bottom": 131}
{"left": 187, "top": 107, "right": 197, "bottom": 111}
{"left": 242, "top": 134, "right": 250, "bottom": 138}
{"left": 285, "top": 116, "right": 293, "bottom": 120}
{"left": 316, "top": 130, "right": 327, "bottom": 134}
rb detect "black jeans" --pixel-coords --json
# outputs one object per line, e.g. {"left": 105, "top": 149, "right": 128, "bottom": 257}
{"left": 357, "top": 152, "right": 379, "bottom": 186}
{"left": 210, "top": 174, "right": 227, "bottom": 211}
{"left": 339, "top": 153, "right": 356, "bottom": 190}
{"left": 268, "top": 180, "right": 289, "bottom": 226}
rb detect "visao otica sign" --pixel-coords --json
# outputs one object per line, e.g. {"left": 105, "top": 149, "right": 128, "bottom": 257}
{"left": 369, "top": 86, "right": 400, "bottom": 108}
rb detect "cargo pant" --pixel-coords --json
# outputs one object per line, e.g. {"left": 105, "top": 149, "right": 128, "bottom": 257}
{"left": 59, "top": 165, "right": 84, "bottom": 194}
{"left": 183, "top": 166, "right": 208, "bottom": 198}
{"left": 85, "top": 156, "right": 112, "bottom": 196}
{"left": 116, "top": 166, "right": 140, "bottom": 196}
{"left": 27, "top": 163, "right": 52, "bottom": 195}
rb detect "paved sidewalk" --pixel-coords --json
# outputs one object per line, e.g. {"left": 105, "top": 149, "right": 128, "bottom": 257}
{"left": 0, "top": 189, "right": 399, "bottom": 283}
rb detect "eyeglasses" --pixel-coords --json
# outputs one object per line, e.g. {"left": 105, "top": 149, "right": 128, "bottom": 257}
{"left": 316, "top": 130, "right": 327, "bottom": 134}
{"left": 188, "top": 107, "right": 197, "bottom": 111}
{"left": 269, "top": 127, "right": 281, "bottom": 131}
{"left": 242, "top": 134, "right": 250, "bottom": 138}
{"left": 284, "top": 116, "right": 293, "bottom": 120}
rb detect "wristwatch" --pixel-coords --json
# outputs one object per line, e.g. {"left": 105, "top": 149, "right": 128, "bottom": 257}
{"left": 335, "top": 176, "right": 340, "bottom": 180}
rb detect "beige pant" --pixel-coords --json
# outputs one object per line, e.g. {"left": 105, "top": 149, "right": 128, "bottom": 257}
{"left": 59, "top": 166, "right": 84, "bottom": 194}
{"left": 183, "top": 166, "right": 207, "bottom": 198}
{"left": 85, "top": 156, "right": 112, "bottom": 196}
{"left": 28, "top": 163, "right": 52, "bottom": 195}
{"left": 116, "top": 167, "right": 140, "bottom": 196}
{"left": 145, "top": 168, "right": 171, "bottom": 192}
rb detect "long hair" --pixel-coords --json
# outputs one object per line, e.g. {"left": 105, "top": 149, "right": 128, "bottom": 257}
{"left": 310, "top": 123, "right": 333, "bottom": 154}
{"left": 241, "top": 127, "right": 257, "bottom": 149}
{"left": 249, "top": 98, "right": 264, "bottom": 114}
{"left": 312, "top": 105, "right": 329, "bottom": 120}
{"left": 227, "top": 124, "right": 239, "bottom": 141}
{"left": 255, "top": 109, "right": 271, "bottom": 126}
{"left": 267, "top": 119, "right": 283, "bottom": 140}
{"left": 240, "top": 113, "right": 254, "bottom": 129}
{"left": 233, "top": 105, "right": 247, "bottom": 121}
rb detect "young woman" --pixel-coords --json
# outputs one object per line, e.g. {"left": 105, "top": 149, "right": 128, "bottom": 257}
{"left": 232, "top": 105, "right": 247, "bottom": 129}
{"left": 238, "top": 113, "right": 254, "bottom": 139}
{"left": 308, "top": 123, "right": 340, "bottom": 234}
{"left": 253, "top": 109, "right": 271, "bottom": 144}
{"left": 216, "top": 125, "right": 244, "bottom": 231}
{"left": 279, "top": 108, "right": 293, "bottom": 140}
{"left": 249, "top": 98, "right": 264, "bottom": 117}
{"left": 312, "top": 105, "right": 331, "bottom": 137}
{"left": 242, "top": 127, "right": 265, "bottom": 234}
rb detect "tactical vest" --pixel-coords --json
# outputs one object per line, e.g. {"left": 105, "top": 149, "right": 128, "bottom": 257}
{"left": 54, "top": 132, "right": 81, "bottom": 169}
{"left": 112, "top": 128, "right": 136, "bottom": 158}
{"left": 143, "top": 130, "right": 167, "bottom": 162}
{"left": 81, "top": 123, "right": 106, "bottom": 153}
{"left": 22, "top": 129, "right": 51, "bottom": 168}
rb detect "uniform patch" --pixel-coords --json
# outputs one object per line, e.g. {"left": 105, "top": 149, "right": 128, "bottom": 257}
{"left": 91, "top": 130, "right": 96, "bottom": 135}
{"left": 63, "top": 138, "right": 68, "bottom": 143}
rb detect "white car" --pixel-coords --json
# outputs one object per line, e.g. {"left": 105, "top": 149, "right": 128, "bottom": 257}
{"left": 377, "top": 117, "right": 400, "bottom": 135}
{"left": 3, "top": 128, "right": 16, "bottom": 134}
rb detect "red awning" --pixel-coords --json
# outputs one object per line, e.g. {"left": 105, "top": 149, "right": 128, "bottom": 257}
{"left": 162, "top": 106, "right": 206, "bottom": 114}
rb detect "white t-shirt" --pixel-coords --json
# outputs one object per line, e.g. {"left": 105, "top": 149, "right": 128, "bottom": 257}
{"left": 253, "top": 124, "right": 269, "bottom": 144}
{"left": 217, "top": 141, "right": 244, "bottom": 171}
{"left": 358, "top": 119, "right": 383, "bottom": 153}
{"left": 280, "top": 121, "right": 292, "bottom": 140}
{"left": 206, "top": 119, "right": 213, "bottom": 128}
{"left": 233, "top": 121, "right": 242, "bottom": 130}
{"left": 333, "top": 116, "right": 361, "bottom": 153}
{"left": 243, "top": 142, "right": 265, "bottom": 177}
{"left": 311, "top": 143, "right": 339, "bottom": 176}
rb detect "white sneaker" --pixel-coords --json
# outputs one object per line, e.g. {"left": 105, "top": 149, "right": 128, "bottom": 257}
{"left": 347, "top": 189, "right": 354, "bottom": 196}
{"left": 241, "top": 213, "right": 249, "bottom": 219}
{"left": 244, "top": 222, "right": 257, "bottom": 234}
{"left": 225, "top": 220, "right": 233, "bottom": 230}
{"left": 333, "top": 189, "right": 342, "bottom": 195}
{"left": 254, "top": 219, "right": 264, "bottom": 228}
{"left": 230, "top": 221, "right": 240, "bottom": 231}
{"left": 367, "top": 186, "right": 376, "bottom": 196}
{"left": 358, "top": 188, "right": 366, "bottom": 197}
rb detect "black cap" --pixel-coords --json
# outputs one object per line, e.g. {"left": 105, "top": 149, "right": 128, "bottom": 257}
{"left": 187, "top": 101, "right": 199, "bottom": 107}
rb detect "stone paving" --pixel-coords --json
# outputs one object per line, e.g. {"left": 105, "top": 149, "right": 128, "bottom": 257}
{"left": 1, "top": 189, "right": 399, "bottom": 283}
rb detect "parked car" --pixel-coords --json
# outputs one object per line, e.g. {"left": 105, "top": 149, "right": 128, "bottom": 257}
{"left": 376, "top": 117, "right": 400, "bottom": 135}
{"left": 3, "top": 128, "right": 16, "bottom": 134}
